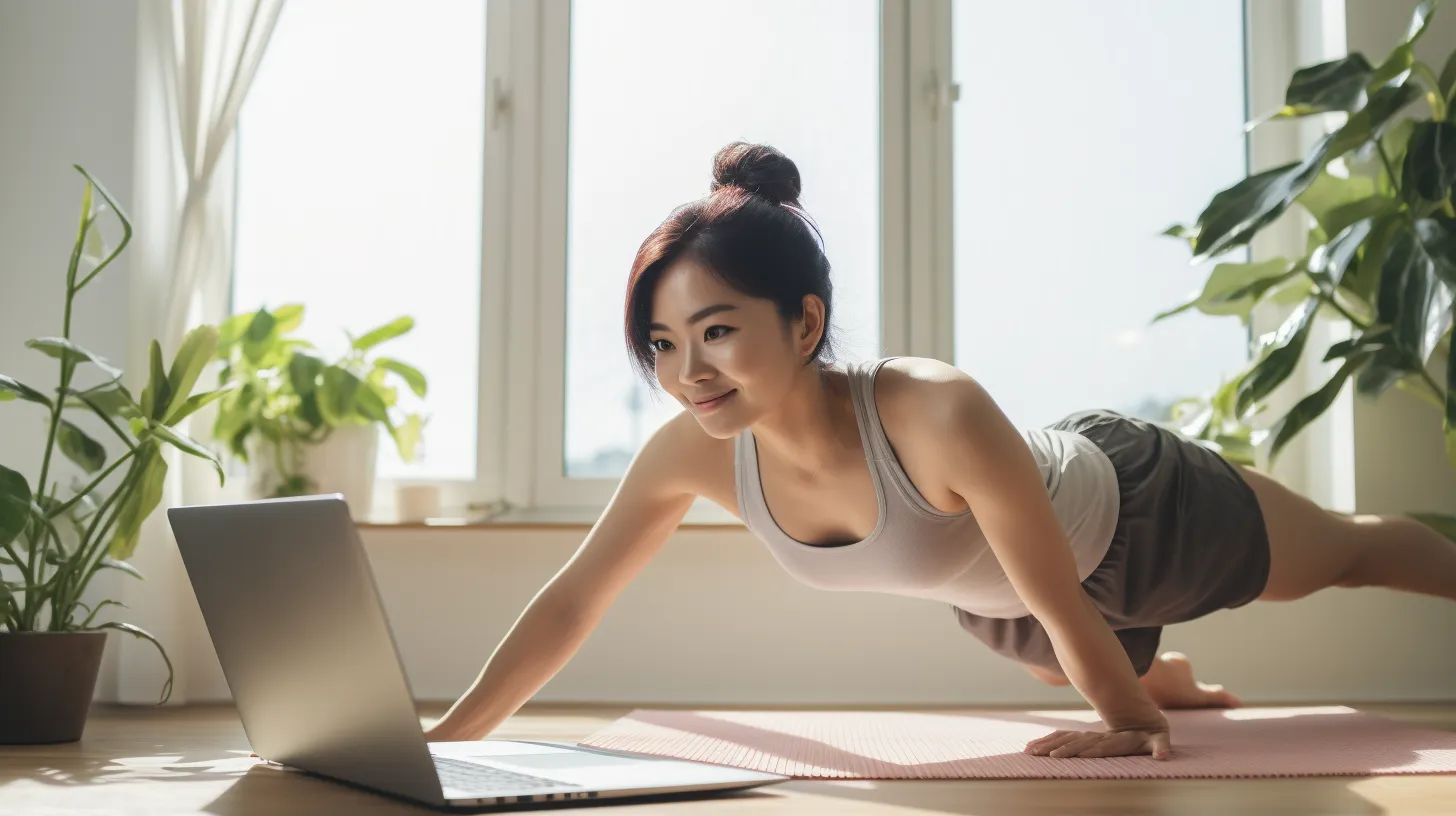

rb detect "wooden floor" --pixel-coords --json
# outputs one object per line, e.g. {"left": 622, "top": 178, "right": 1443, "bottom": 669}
{"left": 1, "top": 702, "right": 1454, "bottom": 815}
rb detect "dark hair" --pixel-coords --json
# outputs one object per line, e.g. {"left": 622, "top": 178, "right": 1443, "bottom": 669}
{"left": 623, "top": 142, "right": 836, "bottom": 385}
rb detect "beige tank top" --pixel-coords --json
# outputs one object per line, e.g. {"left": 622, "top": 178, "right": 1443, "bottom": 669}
{"left": 734, "top": 357, "right": 1120, "bottom": 619}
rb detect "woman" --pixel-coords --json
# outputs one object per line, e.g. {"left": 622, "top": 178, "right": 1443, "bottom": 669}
{"left": 425, "top": 143, "right": 1456, "bottom": 761}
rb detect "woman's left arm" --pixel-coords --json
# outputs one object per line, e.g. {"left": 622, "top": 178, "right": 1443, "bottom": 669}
{"left": 931, "top": 373, "right": 1171, "bottom": 760}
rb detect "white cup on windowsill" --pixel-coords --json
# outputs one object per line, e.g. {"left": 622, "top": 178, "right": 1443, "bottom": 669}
{"left": 396, "top": 484, "right": 441, "bottom": 523}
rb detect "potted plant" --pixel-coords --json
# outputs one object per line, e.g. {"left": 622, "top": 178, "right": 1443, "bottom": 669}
{"left": 1155, "top": 0, "right": 1455, "bottom": 539}
{"left": 210, "top": 305, "right": 427, "bottom": 518}
{"left": 0, "top": 167, "right": 231, "bottom": 744}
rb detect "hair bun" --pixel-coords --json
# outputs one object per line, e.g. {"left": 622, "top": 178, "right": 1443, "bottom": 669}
{"left": 710, "top": 142, "right": 802, "bottom": 206}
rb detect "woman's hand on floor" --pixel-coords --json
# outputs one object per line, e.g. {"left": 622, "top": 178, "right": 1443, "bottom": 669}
{"left": 1025, "top": 719, "right": 1172, "bottom": 760}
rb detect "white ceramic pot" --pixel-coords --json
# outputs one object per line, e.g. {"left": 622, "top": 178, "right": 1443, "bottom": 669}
{"left": 245, "top": 424, "right": 380, "bottom": 518}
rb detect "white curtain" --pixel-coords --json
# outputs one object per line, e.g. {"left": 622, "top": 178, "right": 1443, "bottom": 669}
{"left": 116, "top": 0, "right": 284, "bottom": 705}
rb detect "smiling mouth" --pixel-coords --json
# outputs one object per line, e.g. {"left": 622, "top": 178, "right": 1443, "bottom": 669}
{"left": 691, "top": 389, "right": 736, "bottom": 408}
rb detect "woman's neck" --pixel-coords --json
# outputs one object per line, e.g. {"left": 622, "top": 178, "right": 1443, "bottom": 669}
{"left": 748, "top": 362, "right": 863, "bottom": 478}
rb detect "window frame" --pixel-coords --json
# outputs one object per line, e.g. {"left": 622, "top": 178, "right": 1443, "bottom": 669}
{"left": 240, "top": 0, "right": 1323, "bottom": 520}
{"left": 522, "top": 0, "right": 915, "bottom": 514}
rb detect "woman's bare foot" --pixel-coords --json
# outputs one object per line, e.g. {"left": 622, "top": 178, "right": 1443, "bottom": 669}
{"left": 1139, "top": 651, "right": 1243, "bottom": 709}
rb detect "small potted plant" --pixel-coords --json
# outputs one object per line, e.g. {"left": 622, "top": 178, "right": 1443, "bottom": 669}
{"left": 210, "top": 305, "right": 427, "bottom": 518}
{"left": 0, "top": 167, "right": 231, "bottom": 744}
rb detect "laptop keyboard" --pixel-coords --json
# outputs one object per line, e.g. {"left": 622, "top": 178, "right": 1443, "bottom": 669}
{"left": 433, "top": 756, "right": 580, "bottom": 793}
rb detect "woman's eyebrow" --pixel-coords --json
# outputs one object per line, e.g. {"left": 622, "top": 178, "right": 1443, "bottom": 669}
{"left": 650, "top": 303, "right": 738, "bottom": 332}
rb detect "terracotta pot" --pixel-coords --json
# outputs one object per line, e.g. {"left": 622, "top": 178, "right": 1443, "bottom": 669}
{"left": 0, "top": 631, "right": 107, "bottom": 744}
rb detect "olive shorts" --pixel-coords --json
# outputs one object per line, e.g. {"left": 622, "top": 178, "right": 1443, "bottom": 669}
{"left": 951, "top": 409, "right": 1272, "bottom": 677}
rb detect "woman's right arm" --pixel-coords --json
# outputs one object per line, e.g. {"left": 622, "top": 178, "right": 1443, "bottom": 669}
{"left": 423, "top": 414, "right": 702, "bottom": 742}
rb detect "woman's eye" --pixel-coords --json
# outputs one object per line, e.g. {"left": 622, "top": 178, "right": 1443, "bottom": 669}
{"left": 705, "top": 325, "right": 733, "bottom": 341}
{"left": 651, "top": 339, "right": 672, "bottom": 353}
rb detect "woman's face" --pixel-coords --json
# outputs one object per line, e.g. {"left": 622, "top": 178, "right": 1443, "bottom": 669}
{"left": 649, "top": 257, "right": 816, "bottom": 438}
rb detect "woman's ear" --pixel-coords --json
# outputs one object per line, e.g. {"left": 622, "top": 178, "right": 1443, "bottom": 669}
{"left": 797, "top": 294, "right": 827, "bottom": 360}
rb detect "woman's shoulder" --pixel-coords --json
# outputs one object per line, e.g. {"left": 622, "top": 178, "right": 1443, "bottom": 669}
{"left": 873, "top": 356, "right": 986, "bottom": 418}
{"left": 871, "top": 355, "right": 1005, "bottom": 463}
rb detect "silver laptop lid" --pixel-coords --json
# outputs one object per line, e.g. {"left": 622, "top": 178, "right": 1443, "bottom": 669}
{"left": 168, "top": 495, "right": 445, "bottom": 806}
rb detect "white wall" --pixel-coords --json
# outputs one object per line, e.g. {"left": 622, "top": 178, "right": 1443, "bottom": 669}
{"left": 1, "top": 0, "right": 1452, "bottom": 709}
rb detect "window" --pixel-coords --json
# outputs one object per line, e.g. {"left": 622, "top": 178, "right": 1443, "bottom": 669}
{"left": 234, "top": 0, "right": 487, "bottom": 482}
{"left": 950, "top": 1, "right": 1251, "bottom": 430}
{"left": 559, "top": 0, "right": 883, "bottom": 482}
{"left": 230, "top": 0, "right": 1279, "bottom": 518}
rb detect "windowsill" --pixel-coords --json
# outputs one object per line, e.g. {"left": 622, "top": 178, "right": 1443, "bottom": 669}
{"left": 356, "top": 503, "right": 747, "bottom": 532}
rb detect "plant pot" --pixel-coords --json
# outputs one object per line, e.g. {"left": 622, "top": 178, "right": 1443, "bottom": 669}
{"left": 245, "top": 424, "right": 380, "bottom": 518}
{"left": 0, "top": 631, "right": 107, "bottom": 744}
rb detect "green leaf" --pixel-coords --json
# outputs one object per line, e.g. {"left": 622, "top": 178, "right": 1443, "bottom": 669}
{"left": 287, "top": 350, "right": 326, "bottom": 397}
{"left": 1407, "top": 221, "right": 1456, "bottom": 361}
{"left": 163, "top": 325, "right": 219, "bottom": 423}
{"left": 1268, "top": 352, "right": 1372, "bottom": 464}
{"left": 1400, "top": 120, "right": 1456, "bottom": 204}
{"left": 71, "top": 380, "right": 143, "bottom": 419}
{"left": 1365, "top": 0, "right": 1434, "bottom": 94}
{"left": 57, "top": 420, "right": 107, "bottom": 474}
{"left": 142, "top": 340, "right": 171, "bottom": 421}
{"left": 1407, "top": 0, "right": 1437, "bottom": 45}
{"left": 69, "top": 166, "right": 133, "bottom": 292}
{"left": 1310, "top": 218, "right": 1375, "bottom": 291}
{"left": 1321, "top": 196, "right": 1393, "bottom": 241}
{"left": 317, "top": 367, "right": 364, "bottom": 426}
{"left": 297, "top": 392, "right": 325, "bottom": 430}
{"left": 1237, "top": 296, "right": 1322, "bottom": 416}
{"left": 1369, "top": 44, "right": 1415, "bottom": 91}
{"left": 1440, "top": 48, "right": 1456, "bottom": 101}
{"left": 374, "top": 358, "right": 427, "bottom": 397}
{"left": 391, "top": 413, "right": 423, "bottom": 462}
{"left": 1324, "top": 81, "right": 1426, "bottom": 160}
{"left": 1153, "top": 258, "right": 1293, "bottom": 324}
{"left": 0, "top": 375, "right": 51, "bottom": 406}
{"left": 216, "top": 311, "right": 254, "bottom": 354}
{"left": 1296, "top": 172, "right": 1378, "bottom": 236}
{"left": 149, "top": 424, "right": 224, "bottom": 485}
{"left": 1282, "top": 54, "right": 1376, "bottom": 117}
{"left": 164, "top": 384, "right": 236, "bottom": 426}
{"left": 1414, "top": 218, "right": 1456, "bottom": 289}
{"left": 1357, "top": 224, "right": 1450, "bottom": 394}
{"left": 99, "top": 556, "right": 144, "bottom": 581}
{"left": 91, "top": 621, "right": 173, "bottom": 704}
{"left": 354, "top": 382, "right": 390, "bottom": 424}
{"left": 80, "top": 212, "right": 107, "bottom": 267}
{"left": 0, "top": 464, "right": 33, "bottom": 550}
{"left": 25, "top": 338, "right": 122, "bottom": 381}
{"left": 1346, "top": 213, "right": 1403, "bottom": 306}
{"left": 1324, "top": 325, "right": 1396, "bottom": 361}
{"left": 351, "top": 316, "right": 414, "bottom": 352}
{"left": 243, "top": 308, "right": 277, "bottom": 366}
{"left": 107, "top": 448, "right": 167, "bottom": 560}
{"left": 272, "top": 304, "right": 305, "bottom": 335}
{"left": 211, "top": 382, "right": 254, "bottom": 446}
{"left": 1191, "top": 129, "right": 1347, "bottom": 261}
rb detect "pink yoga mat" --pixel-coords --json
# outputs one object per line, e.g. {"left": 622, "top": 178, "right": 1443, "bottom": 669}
{"left": 577, "top": 706, "right": 1456, "bottom": 780}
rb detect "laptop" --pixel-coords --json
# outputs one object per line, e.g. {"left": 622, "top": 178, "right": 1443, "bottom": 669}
{"left": 167, "top": 494, "right": 789, "bottom": 809}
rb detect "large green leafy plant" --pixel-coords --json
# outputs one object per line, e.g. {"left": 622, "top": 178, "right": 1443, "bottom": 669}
{"left": 0, "top": 167, "right": 231, "bottom": 702}
{"left": 1156, "top": 1, "right": 1456, "bottom": 537}
{"left": 211, "top": 305, "right": 427, "bottom": 498}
